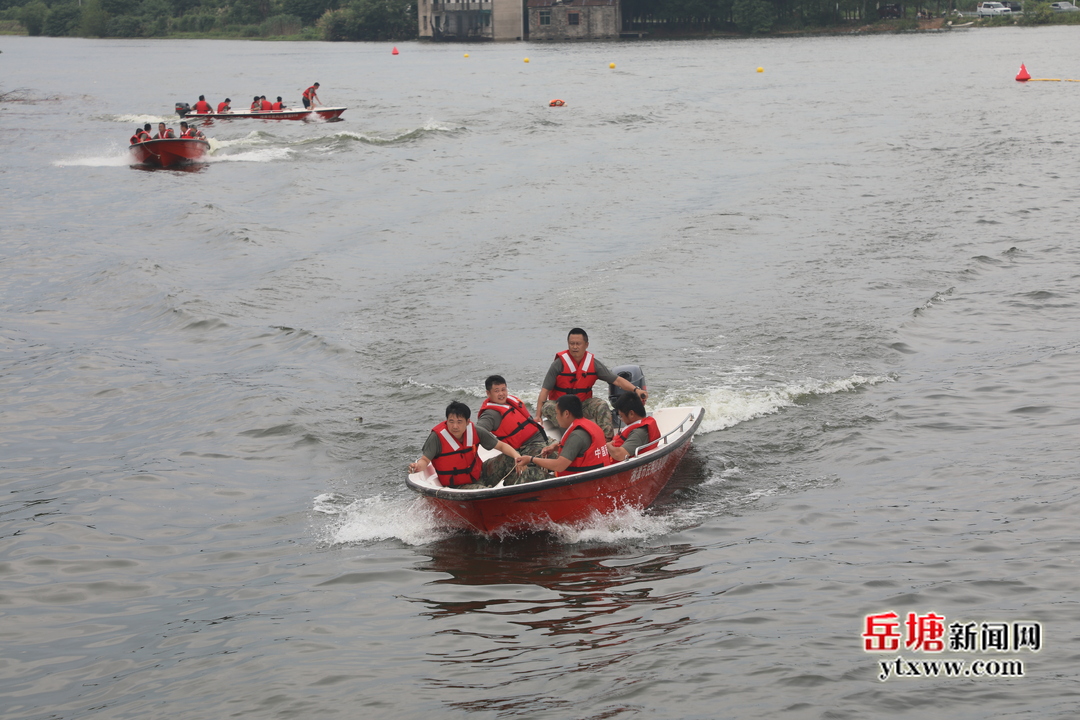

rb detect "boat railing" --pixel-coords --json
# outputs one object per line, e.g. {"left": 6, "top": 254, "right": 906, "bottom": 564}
{"left": 632, "top": 410, "right": 696, "bottom": 457}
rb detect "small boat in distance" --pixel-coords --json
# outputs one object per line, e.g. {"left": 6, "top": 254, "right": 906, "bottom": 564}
{"left": 129, "top": 138, "right": 210, "bottom": 168}
{"left": 406, "top": 405, "right": 705, "bottom": 535}
{"left": 177, "top": 104, "right": 347, "bottom": 122}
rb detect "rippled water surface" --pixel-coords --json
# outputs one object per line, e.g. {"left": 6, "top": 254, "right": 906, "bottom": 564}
{"left": 3, "top": 29, "right": 1080, "bottom": 719}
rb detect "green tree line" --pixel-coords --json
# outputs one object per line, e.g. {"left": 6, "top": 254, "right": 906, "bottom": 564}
{"left": 0, "top": 0, "right": 416, "bottom": 39}
{"left": 2, "top": 0, "right": 1078, "bottom": 41}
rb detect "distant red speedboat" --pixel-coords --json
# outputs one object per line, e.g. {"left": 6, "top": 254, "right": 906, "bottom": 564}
{"left": 178, "top": 105, "right": 347, "bottom": 122}
{"left": 406, "top": 406, "right": 705, "bottom": 535}
{"left": 129, "top": 138, "right": 210, "bottom": 168}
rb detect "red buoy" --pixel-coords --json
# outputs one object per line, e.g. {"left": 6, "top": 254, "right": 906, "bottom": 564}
{"left": 1016, "top": 63, "right": 1030, "bottom": 82}
{"left": 392, "top": 46, "right": 399, "bottom": 55}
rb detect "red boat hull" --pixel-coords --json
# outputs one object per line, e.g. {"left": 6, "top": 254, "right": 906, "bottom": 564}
{"left": 130, "top": 138, "right": 209, "bottom": 167}
{"left": 407, "top": 407, "right": 704, "bottom": 535}
{"left": 182, "top": 107, "right": 346, "bottom": 122}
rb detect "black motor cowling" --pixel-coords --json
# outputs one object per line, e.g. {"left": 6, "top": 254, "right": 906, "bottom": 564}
{"left": 608, "top": 365, "right": 645, "bottom": 430}
{"left": 175, "top": 102, "right": 191, "bottom": 117}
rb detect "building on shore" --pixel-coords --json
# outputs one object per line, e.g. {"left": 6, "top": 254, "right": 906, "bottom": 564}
{"left": 417, "top": 0, "right": 621, "bottom": 40}
{"left": 418, "top": 0, "right": 526, "bottom": 40}
{"left": 526, "top": 0, "right": 621, "bottom": 40}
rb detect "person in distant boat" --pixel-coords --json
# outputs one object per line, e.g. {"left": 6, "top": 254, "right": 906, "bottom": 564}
{"left": 534, "top": 327, "right": 648, "bottom": 440}
{"left": 476, "top": 375, "right": 549, "bottom": 486}
{"left": 193, "top": 95, "right": 212, "bottom": 114}
{"left": 129, "top": 127, "right": 144, "bottom": 144}
{"left": 178, "top": 121, "right": 195, "bottom": 138}
{"left": 155, "top": 122, "right": 175, "bottom": 139}
{"left": 217, "top": 97, "right": 232, "bottom": 113}
{"left": 250, "top": 96, "right": 262, "bottom": 112}
{"left": 143, "top": 122, "right": 153, "bottom": 138}
{"left": 260, "top": 95, "right": 273, "bottom": 112}
{"left": 515, "top": 395, "right": 612, "bottom": 477}
{"left": 271, "top": 96, "right": 284, "bottom": 111}
{"left": 409, "top": 401, "right": 523, "bottom": 489}
{"left": 302, "top": 82, "right": 320, "bottom": 109}
{"left": 605, "top": 392, "right": 660, "bottom": 462}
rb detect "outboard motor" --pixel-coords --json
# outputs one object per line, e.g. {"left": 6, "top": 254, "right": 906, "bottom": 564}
{"left": 608, "top": 365, "right": 645, "bottom": 431}
{"left": 175, "top": 102, "right": 191, "bottom": 117}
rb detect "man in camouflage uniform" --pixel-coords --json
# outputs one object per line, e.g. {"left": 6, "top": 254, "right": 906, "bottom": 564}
{"left": 477, "top": 375, "right": 550, "bottom": 486}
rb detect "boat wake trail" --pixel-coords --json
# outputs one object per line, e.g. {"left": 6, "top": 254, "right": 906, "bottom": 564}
{"left": 665, "top": 373, "right": 894, "bottom": 434}
{"left": 315, "top": 493, "right": 459, "bottom": 546}
{"left": 52, "top": 148, "right": 132, "bottom": 167}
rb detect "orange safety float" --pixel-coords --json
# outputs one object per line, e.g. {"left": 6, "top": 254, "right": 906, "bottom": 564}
{"left": 549, "top": 99, "right": 566, "bottom": 107}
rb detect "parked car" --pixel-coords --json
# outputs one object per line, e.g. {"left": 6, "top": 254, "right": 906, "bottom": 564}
{"left": 1050, "top": 1, "right": 1079, "bottom": 10}
{"left": 977, "top": 1, "right": 1012, "bottom": 14}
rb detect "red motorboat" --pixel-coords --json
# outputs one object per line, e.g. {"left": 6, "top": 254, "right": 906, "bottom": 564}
{"left": 178, "top": 106, "right": 347, "bottom": 122}
{"left": 129, "top": 138, "right": 210, "bottom": 168}
{"left": 406, "top": 406, "right": 705, "bottom": 535}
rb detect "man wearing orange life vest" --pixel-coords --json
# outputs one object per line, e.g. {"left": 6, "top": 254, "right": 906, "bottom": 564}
{"left": 193, "top": 95, "right": 212, "bottom": 114}
{"left": 217, "top": 98, "right": 232, "bottom": 113}
{"left": 515, "top": 395, "right": 612, "bottom": 478}
{"left": 476, "top": 375, "right": 549, "bottom": 486}
{"left": 606, "top": 392, "right": 661, "bottom": 462}
{"left": 260, "top": 95, "right": 273, "bottom": 111}
{"left": 534, "top": 327, "right": 647, "bottom": 440}
{"left": 409, "top": 401, "right": 523, "bottom": 489}
{"left": 302, "top": 82, "right": 320, "bottom": 109}
{"left": 154, "top": 122, "right": 175, "bottom": 139}
{"left": 272, "top": 96, "right": 285, "bottom": 111}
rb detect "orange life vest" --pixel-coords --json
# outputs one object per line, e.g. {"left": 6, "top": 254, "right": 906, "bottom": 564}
{"left": 129, "top": 134, "right": 140, "bottom": 145}
{"left": 137, "top": 130, "right": 151, "bottom": 142}
{"left": 611, "top": 416, "right": 661, "bottom": 455}
{"left": 156, "top": 128, "right": 174, "bottom": 139}
{"left": 194, "top": 100, "right": 211, "bottom": 114}
{"left": 549, "top": 350, "right": 598, "bottom": 401}
{"left": 556, "top": 418, "right": 612, "bottom": 477}
{"left": 261, "top": 99, "right": 272, "bottom": 111}
{"left": 180, "top": 128, "right": 196, "bottom": 138}
{"left": 217, "top": 102, "right": 230, "bottom": 112}
{"left": 251, "top": 101, "right": 261, "bottom": 111}
{"left": 549, "top": 99, "right": 565, "bottom": 107}
{"left": 272, "top": 102, "right": 283, "bottom": 111}
{"left": 479, "top": 395, "right": 544, "bottom": 449}
{"left": 430, "top": 421, "right": 483, "bottom": 487}
{"left": 303, "top": 85, "right": 317, "bottom": 101}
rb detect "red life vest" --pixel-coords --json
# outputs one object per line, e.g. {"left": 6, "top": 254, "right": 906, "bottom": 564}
{"left": 611, "top": 416, "right": 661, "bottom": 455}
{"left": 549, "top": 350, "right": 598, "bottom": 401}
{"left": 303, "top": 85, "right": 317, "bottom": 101}
{"left": 156, "top": 128, "right": 174, "bottom": 139}
{"left": 479, "top": 395, "right": 543, "bottom": 449}
{"left": 429, "top": 421, "right": 482, "bottom": 487}
{"left": 129, "top": 134, "right": 140, "bottom": 145}
{"left": 137, "top": 130, "right": 151, "bottom": 142}
{"left": 194, "top": 100, "right": 211, "bottom": 114}
{"left": 556, "top": 418, "right": 612, "bottom": 477}
{"left": 251, "top": 101, "right": 261, "bottom": 112}
{"left": 272, "top": 102, "right": 283, "bottom": 111}
{"left": 261, "top": 99, "right": 272, "bottom": 111}
{"left": 217, "top": 102, "right": 230, "bottom": 112}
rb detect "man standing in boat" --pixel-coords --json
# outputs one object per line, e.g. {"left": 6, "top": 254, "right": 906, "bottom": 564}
{"left": 606, "top": 393, "right": 661, "bottom": 462}
{"left": 476, "top": 375, "right": 549, "bottom": 486}
{"left": 534, "top": 327, "right": 648, "bottom": 440}
{"left": 516, "top": 396, "right": 612, "bottom": 477}
{"left": 302, "top": 82, "right": 321, "bottom": 109}
{"left": 409, "top": 401, "right": 523, "bottom": 489}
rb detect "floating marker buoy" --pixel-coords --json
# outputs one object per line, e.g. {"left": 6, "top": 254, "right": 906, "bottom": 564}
{"left": 609, "top": 62, "right": 616, "bottom": 69}
{"left": 1016, "top": 63, "right": 1030, "bottom": 81}
{"left": 549, "top": 99, "right": 565, "bottom": 107}
{"left": 392, "top": 46, "right": 399, "bottom": 55}
{"left": 757, "top": 66, "right": 764, "bottom": 73}
{"left": 524, "top": 58, "right": 530, "bottom": 63}
{"left": 464, "top": 53, "right": 469, "bottom": 58}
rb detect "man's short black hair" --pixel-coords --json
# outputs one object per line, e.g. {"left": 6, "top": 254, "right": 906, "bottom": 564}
{"left": 485, "top": 375, "right": 506, "bottom": 391}
{"left": 144, "top": 123, "right": 151, "bottom": 130}
{"left": 555, "top": 395, "right": 583, "bottom": 419}
{"left": 277, "top": 96, "right": 282, "bottom": 101}
{"left": 567, "top": 327, "right": 589, "bottom": 342}
{"left": 199, "top": 95, "right": 205, "bottom": 100}
{"left": 615, "top": 391, "right": 646, "bottom": 418}
{"left": 445, "top": 401, "right": 471, "bottom": 420}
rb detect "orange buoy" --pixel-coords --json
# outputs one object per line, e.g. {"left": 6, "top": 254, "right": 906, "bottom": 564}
{"left": 1016, "top": 63, "right": 1030, "bottom": 81}
{"left": 549, "top": 99, "right": 565, "bottom": 107}
{"left": 392, "top": 46, "right": 399, "bottom": 55}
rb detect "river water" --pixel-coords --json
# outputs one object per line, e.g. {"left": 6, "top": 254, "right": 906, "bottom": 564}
{"left": 2, "top": 27, "right": 1080, "bottom": 719}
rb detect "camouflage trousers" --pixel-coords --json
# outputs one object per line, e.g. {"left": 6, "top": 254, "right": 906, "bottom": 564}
{"left": 480, "top": 439, "right": 550, "bottom": 487}
{"left": 541, "top": 396, "right": 614, "bottom": 440}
